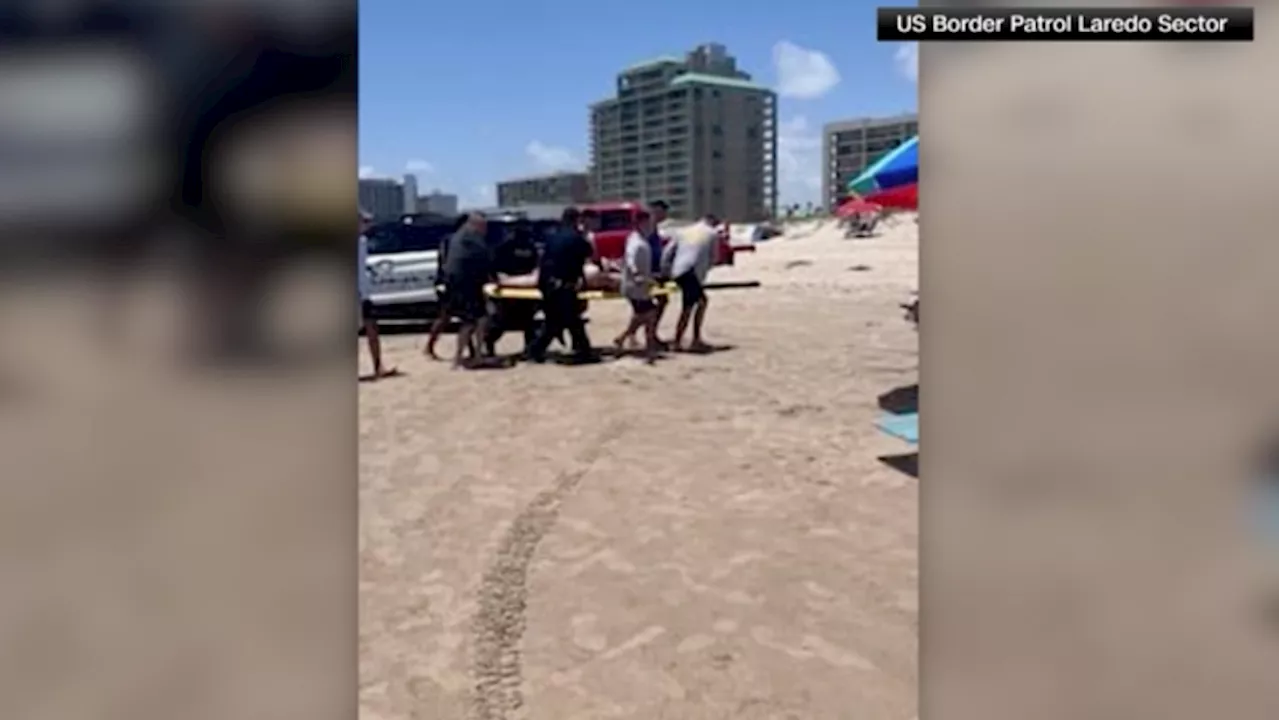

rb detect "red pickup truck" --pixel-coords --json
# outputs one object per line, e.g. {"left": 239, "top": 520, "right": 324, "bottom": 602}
{"left": 581, "top": 201, "right": 739, "bottom": 267}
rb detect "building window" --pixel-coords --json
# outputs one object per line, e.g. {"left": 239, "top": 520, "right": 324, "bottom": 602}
{"left": 711, "top": 125, "right": 723, "bottom": 136}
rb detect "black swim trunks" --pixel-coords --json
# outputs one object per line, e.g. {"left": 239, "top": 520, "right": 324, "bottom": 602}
{"left": 445, "top": 279, "right": 487, "bottom": 323}
{"left": 674, "top": 271, "right": 705, "bottom": 309}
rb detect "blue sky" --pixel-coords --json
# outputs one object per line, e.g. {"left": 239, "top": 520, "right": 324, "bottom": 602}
{"left": 358, "top": 0, "right": 918, "bottom": 208}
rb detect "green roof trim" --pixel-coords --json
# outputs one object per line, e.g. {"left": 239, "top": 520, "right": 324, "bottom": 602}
{"left": 622, "top": 56, "right": 683, "bottom": 72}
{"left": 669, "top": 73, "right": 770, "bottom": 92}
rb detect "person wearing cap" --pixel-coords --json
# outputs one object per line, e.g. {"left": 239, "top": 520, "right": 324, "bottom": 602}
{"left": 358, "top": 209, "right": 396, "bottom": 379}
{"left": 525, "top": 207, "right": 595, "bottom": 363}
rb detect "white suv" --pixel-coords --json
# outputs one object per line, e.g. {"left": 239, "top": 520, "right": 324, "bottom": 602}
{"left": 364, "top": 220, "right": 452, "bottom": 319}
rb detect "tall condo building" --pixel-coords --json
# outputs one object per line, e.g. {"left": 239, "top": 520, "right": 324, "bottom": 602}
{"left": 418, "top": 190, "right": 458, "bottom": 217}
{"left": 497, "top": 172, "right": 591, "bottom": 208}
{"left": 821, "top": 113, "right": 918, "bottom": 210}
{"left": 358, "top": 178, "right": 403, "bottom": 222}
{"left": 589, "top": 43, "right": 777, "bottom": 222}
{"left": 401, "top": 174, "right": 419, "bottom": 215}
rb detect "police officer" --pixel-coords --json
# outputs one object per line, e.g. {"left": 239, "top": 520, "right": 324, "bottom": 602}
{"left": 484, "top": 217, "right": 541, "bottom": 354}
{"left": 525, "top": 207, "right": 596, "bottom": 364}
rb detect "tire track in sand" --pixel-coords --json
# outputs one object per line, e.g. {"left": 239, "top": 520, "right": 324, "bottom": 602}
{"left": 468, "top": 419, "right": 628, "bottom": 720}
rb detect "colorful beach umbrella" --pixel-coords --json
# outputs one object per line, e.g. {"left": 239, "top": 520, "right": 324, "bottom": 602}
{"left": 847, "top": 136, "right": 918, "bottom": 209}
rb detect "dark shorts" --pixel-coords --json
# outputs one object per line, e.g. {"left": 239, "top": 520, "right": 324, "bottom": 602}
{"left": 445, "top": 280, "right": 487, "bottom": 322}
{"left": 628, "top": 297, "right": 657, "bottom": 314}
{"left": 674, "top": 271, "right": 705, "bottom": 309}
{"left": 360, "top": 299, "right": 375, "bottom": 322}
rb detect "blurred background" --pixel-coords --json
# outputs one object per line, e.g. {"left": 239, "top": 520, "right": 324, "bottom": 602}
{"left": 0, "top": 2, "right": 356, "bottom": 719}
{"left": 0, "top": 0, "right": 1272, "bottom": 719}
{"left": 921, "top": 2, "right": 1276, "bottom": 720}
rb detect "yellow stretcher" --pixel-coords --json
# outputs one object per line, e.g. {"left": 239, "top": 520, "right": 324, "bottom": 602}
{"left": 484, "top": 282, "right": 679, "bottom": 302}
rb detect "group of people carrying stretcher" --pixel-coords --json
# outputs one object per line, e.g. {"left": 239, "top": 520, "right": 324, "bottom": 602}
{"left": 424, "top": 201, "right": 720, "bottom": 368}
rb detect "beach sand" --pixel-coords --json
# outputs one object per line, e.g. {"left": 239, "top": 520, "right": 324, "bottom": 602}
{"left": 360, "top": 217, "right": 920, "bottom": 720}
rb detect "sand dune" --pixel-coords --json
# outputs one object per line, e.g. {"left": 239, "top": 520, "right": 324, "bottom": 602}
{"left": 360, "top": 218, "right": 919, "bottom": 719}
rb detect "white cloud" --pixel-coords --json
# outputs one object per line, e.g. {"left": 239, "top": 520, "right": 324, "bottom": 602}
{"left": 405, "top": 159, "right": 435, "bottom": 173}
{"left": 525, "top": 141, "right": 582, "bottom": 171}
{"left": 358, "top": 165, "right": 379, "bottom": 179}
{"left": 772, "top": 41, "right": 840, "bottom": 100}
{"left": 894, "top": 43, "right": 918, "bottom": 84}
{"left": 776, "top": 115, "right": 822, "bottom": 207}
{"left": 460, "top": 184, "right": 495, "bottom": 209}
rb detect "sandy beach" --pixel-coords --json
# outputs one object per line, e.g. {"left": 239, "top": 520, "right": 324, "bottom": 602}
{"left": 359, "top": 217, "right": 920, "bottom": 720}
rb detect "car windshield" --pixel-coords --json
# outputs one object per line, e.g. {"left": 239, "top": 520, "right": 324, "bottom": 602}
{"left": 366, "top": 223, "right": 450, "bottom": 255}
{"left": 596, "top": 209, "right": 634, "bottom": 232}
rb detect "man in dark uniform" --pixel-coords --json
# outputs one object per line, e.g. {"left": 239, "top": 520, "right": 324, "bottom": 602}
{"left": 441, "top": 213, "right": 493, "bottom": 368}
{"left": 424, "top": 213, "right": 469, "bottom": 360}
{"left": 483, "top": 218, "right": 541, "bottom": 355}
{"left": 525, "top": 207, "right": 596, "bottom": 364}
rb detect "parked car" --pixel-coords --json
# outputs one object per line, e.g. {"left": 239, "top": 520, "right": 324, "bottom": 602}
{"left": 364, "top": 215, "right": 563, "bottom": 320}
{"left": 364, "top": 218, "right": 452, "bottom": 319}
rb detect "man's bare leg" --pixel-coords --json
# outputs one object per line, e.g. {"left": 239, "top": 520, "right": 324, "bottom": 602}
{"left": 613, "top": 313, "right": 646, "bottom": 353}
{"left": 672, "top": 306, "right": 694, "bottom": 350}
{"left": 424, "top": 312, "right": 449, "bottom": 359}
{"left": 652, "top": 294, "right": 669, "bottom": 344}
{"left": 454, "top": 323, "right": 475, "bottom": 368}
{"left": 641, "top": 312, "right": 660, "bottom": 364}
{"left": 624, "top": 294, "right": 668, "bottom": 348}
{"left": 689, "top": 297, "right": 711, "bottom": 351}
{"left": 364, "top": 319, "right": 397, "bottom": 377}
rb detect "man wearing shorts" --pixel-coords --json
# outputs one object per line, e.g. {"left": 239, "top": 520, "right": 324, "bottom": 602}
{"left": 620, "top": 199, "right": 673, "bottom": 348}
{"left": 661, "top": 215, "right": 718, "bottom": 352}
{"left": 358, "top": 209, "right": 395, "bottom": 379}
{"left": 424, "top": 213, "right": 468, "bottom": 360}
{"left": 614, "top": 210, "right": 661, "bottom": 363}
{"left": 441, "top": 212, "right": 493, "bottom": 368}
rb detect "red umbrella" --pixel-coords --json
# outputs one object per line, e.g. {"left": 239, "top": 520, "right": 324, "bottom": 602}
{"left": 835, "top": 198, "right": 882, "bottom": 218}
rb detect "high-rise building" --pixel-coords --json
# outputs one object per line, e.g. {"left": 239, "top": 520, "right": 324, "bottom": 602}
{"left": 496, "top": 172, "right": 591, "bottom": 208}
{"left": 589, "top": 43, "right": 777, "bottom": 222}
{"left": 358, "top": 178, "right": 403, "bottom": 222}
{"left": 401, "top": 174, "right": 419, "bottom": 215}
{"left": 821, "top": 113, "right": 918, "bottom": 210}
{"left": 417, "top": 190, "right": 458, "bottom": 217}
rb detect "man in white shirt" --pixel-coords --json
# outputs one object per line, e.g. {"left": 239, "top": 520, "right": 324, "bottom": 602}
{"left": 619, "top": 199, "right": 674, "bottom": 349}
{"left": 660, "top": 215, "right": 719, "bottom": 352}
{"left": 358, "top": 208, "right": 395, "bottom": 379}
{"left": 613, "top": 210, "right": 661, "bottom": 362}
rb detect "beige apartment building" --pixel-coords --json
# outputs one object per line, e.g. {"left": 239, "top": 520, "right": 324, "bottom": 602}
{"left": 589, "top": 44, "right": 777, "bottom": 222}
{"left": 821, "top": 113, "right": 918, "bottom": 210}
{"left": 496, "top": 172, "right": 591, "bottom": 208}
